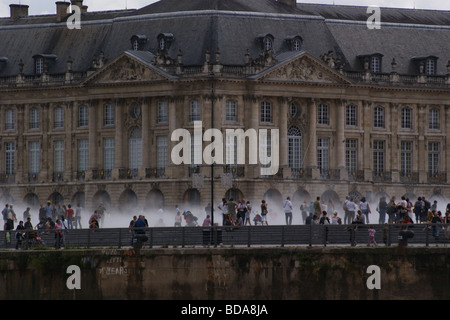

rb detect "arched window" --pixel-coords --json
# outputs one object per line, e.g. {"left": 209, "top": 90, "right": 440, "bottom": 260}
{"left": 288, "top": 126, "right": 302, "bottom": 170}
{"left": 129, "top": 127, "right": 142, "bottom": 170}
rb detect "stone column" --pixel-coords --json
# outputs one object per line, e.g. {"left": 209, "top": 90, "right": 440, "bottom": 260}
{"left": 279, "top": 97, "right": 289, "bottom": 178}
{"left": 141, "top": 98, "right": 151, "bottom": 176}
{"left": 64, "top": 102, "right": 73, "bottom": 181}
{"left": 166, "top": 96, "right": 182, "bottom": 178}
{"left": 390, "top": 103, "right": 399, "bottom": 182}
{"left": 16, "top": 104, "right": 25, "bottom": 183}
{"left": 307, "top": 98, "right": 318, "bottom": 179}
{"left": 417, "top": 104, "right": 426, "bottom": 183}
{"left": 446, "top": 105, "right": 450, "bottom": 184}
{"left": 113, "top": 101, "right": 123, "bottom": 179}
{"left": 248, "top": 95, "right": 260, "bottom": 178}
{"left": 87, "top": 101, "right": 97, "bottom": 179}
{"left": 335, "top": 99, "right": 346, "bottom": 179}
{"left": 362, "top": 101, "right": 372, "bottom": 181}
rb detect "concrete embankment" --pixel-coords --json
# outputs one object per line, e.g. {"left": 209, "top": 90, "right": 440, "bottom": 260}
{"left": 0, "top": 246, "right": 448, "bottom": 300}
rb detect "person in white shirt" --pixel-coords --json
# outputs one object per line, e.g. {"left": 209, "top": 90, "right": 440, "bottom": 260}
{"left": 346, "top": 198, "right": 357, "bottom": 223}
{"left": 283, "top": 197, "right": 293, "bottom": 225}
{"left": 359, "top": 197, "right": 371, "bottom": 224}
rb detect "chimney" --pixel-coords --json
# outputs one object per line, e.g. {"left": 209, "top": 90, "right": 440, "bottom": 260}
{"left": 56, "top": 1, "right": 71, "bottom": 22}
{"left": 9, "top": 4, "right": 29, "bottom": 21}
{"left": 70, "top": 0, "right": 83, "bottom": 8}
{"left": 70, "top": 0, "right": 87, "bottom": 13}
{"left": 276, "top": 0, "right": 297, "bottom": 8}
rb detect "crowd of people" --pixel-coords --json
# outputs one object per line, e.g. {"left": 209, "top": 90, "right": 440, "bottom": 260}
{"left": 2, "top": 201, "right": 108, "bottom": 249}
{"left": 4, "top": 193, "right": 450, "bottom": 249}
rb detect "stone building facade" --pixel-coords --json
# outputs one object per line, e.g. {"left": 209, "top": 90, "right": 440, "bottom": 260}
{"left": 0, "top": 0, "right": 449, "bottom": 216}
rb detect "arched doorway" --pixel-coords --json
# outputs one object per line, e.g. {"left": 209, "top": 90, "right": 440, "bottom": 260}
{"left": 119, "top": 189, "right": 138, "bottom": 213}
{"left": 183, "top": 188, "right": 201, "bottom": 208}
{"left": 263, "top": 188, "right": 283, "bottom": 209}
{"left": 292, "top": 188, "right": 311, "bottom": 207}
{"left": 72, "top": 192, "right": 86, "bottom": 208}
{"left": 92, "top": 190, "right": 111, "bottom": 210}
{"left": 321, "top": 189, "right": 341, "bottom": 213}
{"left": 225, "top": 188, "right": 244, "bottom": 202}
{"left": 49, "top": 192, "right": 64, "bottom": 205}
{"left": 24, "top": 193, "right": 39, "bottom": 209}
{"left": 146, "top": 189, "right": 165, "bottom": 209}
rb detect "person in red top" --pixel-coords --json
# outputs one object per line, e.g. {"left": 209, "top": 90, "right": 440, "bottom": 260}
{"left": 66, "top": 204, "right": 75, "bottom": 229}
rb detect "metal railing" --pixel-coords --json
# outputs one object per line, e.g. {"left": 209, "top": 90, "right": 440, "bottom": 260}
{"left": 1, "top": 223, "right": 449, "bottom": 250}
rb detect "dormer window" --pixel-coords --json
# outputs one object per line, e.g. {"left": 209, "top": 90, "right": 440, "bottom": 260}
{"left": 0, "top": 57, "right": 8, "bottom": 71}
{"left": 35, "top": 57, "right": 44, "bottom": 74}
{"left": 285, "top": 36, "right": 303, "bottom": 52}
{"left": 358, "top": 53, "right": 384, "bottom": 73}
{"left": 157, "top": 33, "right": 174, "bottom": 52}
{"left": 412, "top": 56, "right": 438, "bottom": 75}
{"left": 425, "top": 58, "right": 436, "bottom": 75}
{"left": 130, "top": 35, "right": 147, "bottom": 51}
{"left": 33, "top": 54, "right": 57, "bottom": 75}
{"left": 257, "top": 34, "right": 274, "bottom": 52}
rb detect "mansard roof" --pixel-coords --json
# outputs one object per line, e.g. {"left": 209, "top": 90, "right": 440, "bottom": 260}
{"left": 0, "top": 0, "right": 448, "bottom": 79}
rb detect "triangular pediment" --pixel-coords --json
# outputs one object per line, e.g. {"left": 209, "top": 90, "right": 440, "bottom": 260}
{"left": 83, "top": 51, "right": 175, "bottom": 86}
{"left": 252, "top": 52, "right": 351, "bottom": 84}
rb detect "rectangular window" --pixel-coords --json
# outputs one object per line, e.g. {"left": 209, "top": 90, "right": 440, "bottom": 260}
{"left": 346, "top": 105, "right": 357, "bottom": 126}
{"left": 429, "top": 109, "right": 439, "bottom": 130}
{"left": 225, "top": 134, "right": 238, "bottom": 166}
{"left": 318, "top": 104, "right": 329, "bottom": 125}
{"left": 79, "top": 105, "right": 88, "bottom": 127}
{"left": 225, "top": 100, "right": 237, "bottom": 122}
{"left": 29, "top": 141, "right": 40, "bottom": 174}
{"left": 156, "top": 136, "right": 168, "bottom": 168}
{"left": 35, "top": 58, "right": 44, "bottom": 75}
{"left": 190, "top": 134, "right": 202, "bottom": 166}
{"left": 401, "top": 108, "right": 412, "bottom": 129}
{"left": 428, "top": 142, "right": 439, "bottom": 175}
{"left": 104, "top": 104, "right": 114, "bottom": 126}
{"left": 260, "top": 101, "right": 272, "bottom": 123}
{"left": 5, "top": 142, "right": 15, "bottom": 175}
{"left": 54, "top": 140, "right": 64, "bottom": 173}
{"left": 400, "top": 141, "right": 412, "bottom": 175}
{"left": 157, "top": 101, "right": 168, "bottom": 123}
{"left": 190, "top": 100, "right": 201, "bottom": 122}
{"left": 54, "top": 107, "right": 64, "bottom": 128}
{"left": 5, "top": 109, "right": 14, "bottom": 130}
{"left": 371, "top": 56, "right": 381, "bottom": 73}
{"left": 373, "top": 140, "right": 385, "bottom": 174}
{"left": 425, "top": 59, "right": 436, "bottom": 76}
{"left": 345, "top": 139, "right": 358, "bottom": 174}
{"left": 77, "top": 139, "right": 89, "bottom": 172}
{"left": 317, "top": 138, "right": 329, "bottom": 175}
{"left": 260, "top": 133, "right": 272, "bottom": 169}
{"left": 374, "top": 107, "right": 384, "bottom": 128}
{"left": 288, "top": 134, "right": 302, "bottom": 170}
{"left": 29, "top": 109, "right": 39, "bottom": 130}
{"left": 104, "top": 138, "right": 115, "bottom": 171}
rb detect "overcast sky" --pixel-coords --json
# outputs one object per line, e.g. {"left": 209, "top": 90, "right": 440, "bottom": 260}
{"left": 0, "top": 0, "right": 449, "bottom": 17}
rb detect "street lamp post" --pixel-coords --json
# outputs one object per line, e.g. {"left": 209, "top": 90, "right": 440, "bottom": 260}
{"left": 210, "top": 71, "right": 215, "bottom": 242}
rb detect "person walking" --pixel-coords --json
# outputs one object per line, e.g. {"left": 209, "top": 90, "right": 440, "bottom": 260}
{"left": 244, "top": 201, "right": 252, "bottom": 226}
{"left": 283, "top": 197, "right": 293, "bottom": 225}
{"left": 359, "top": 197, "right": 371, "bottom": 224}
{"left": 260, "top": 200, "right": 269, "bottom": 225}
{"left": 367, "top": 225, "right": 377, "bottom": 247}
